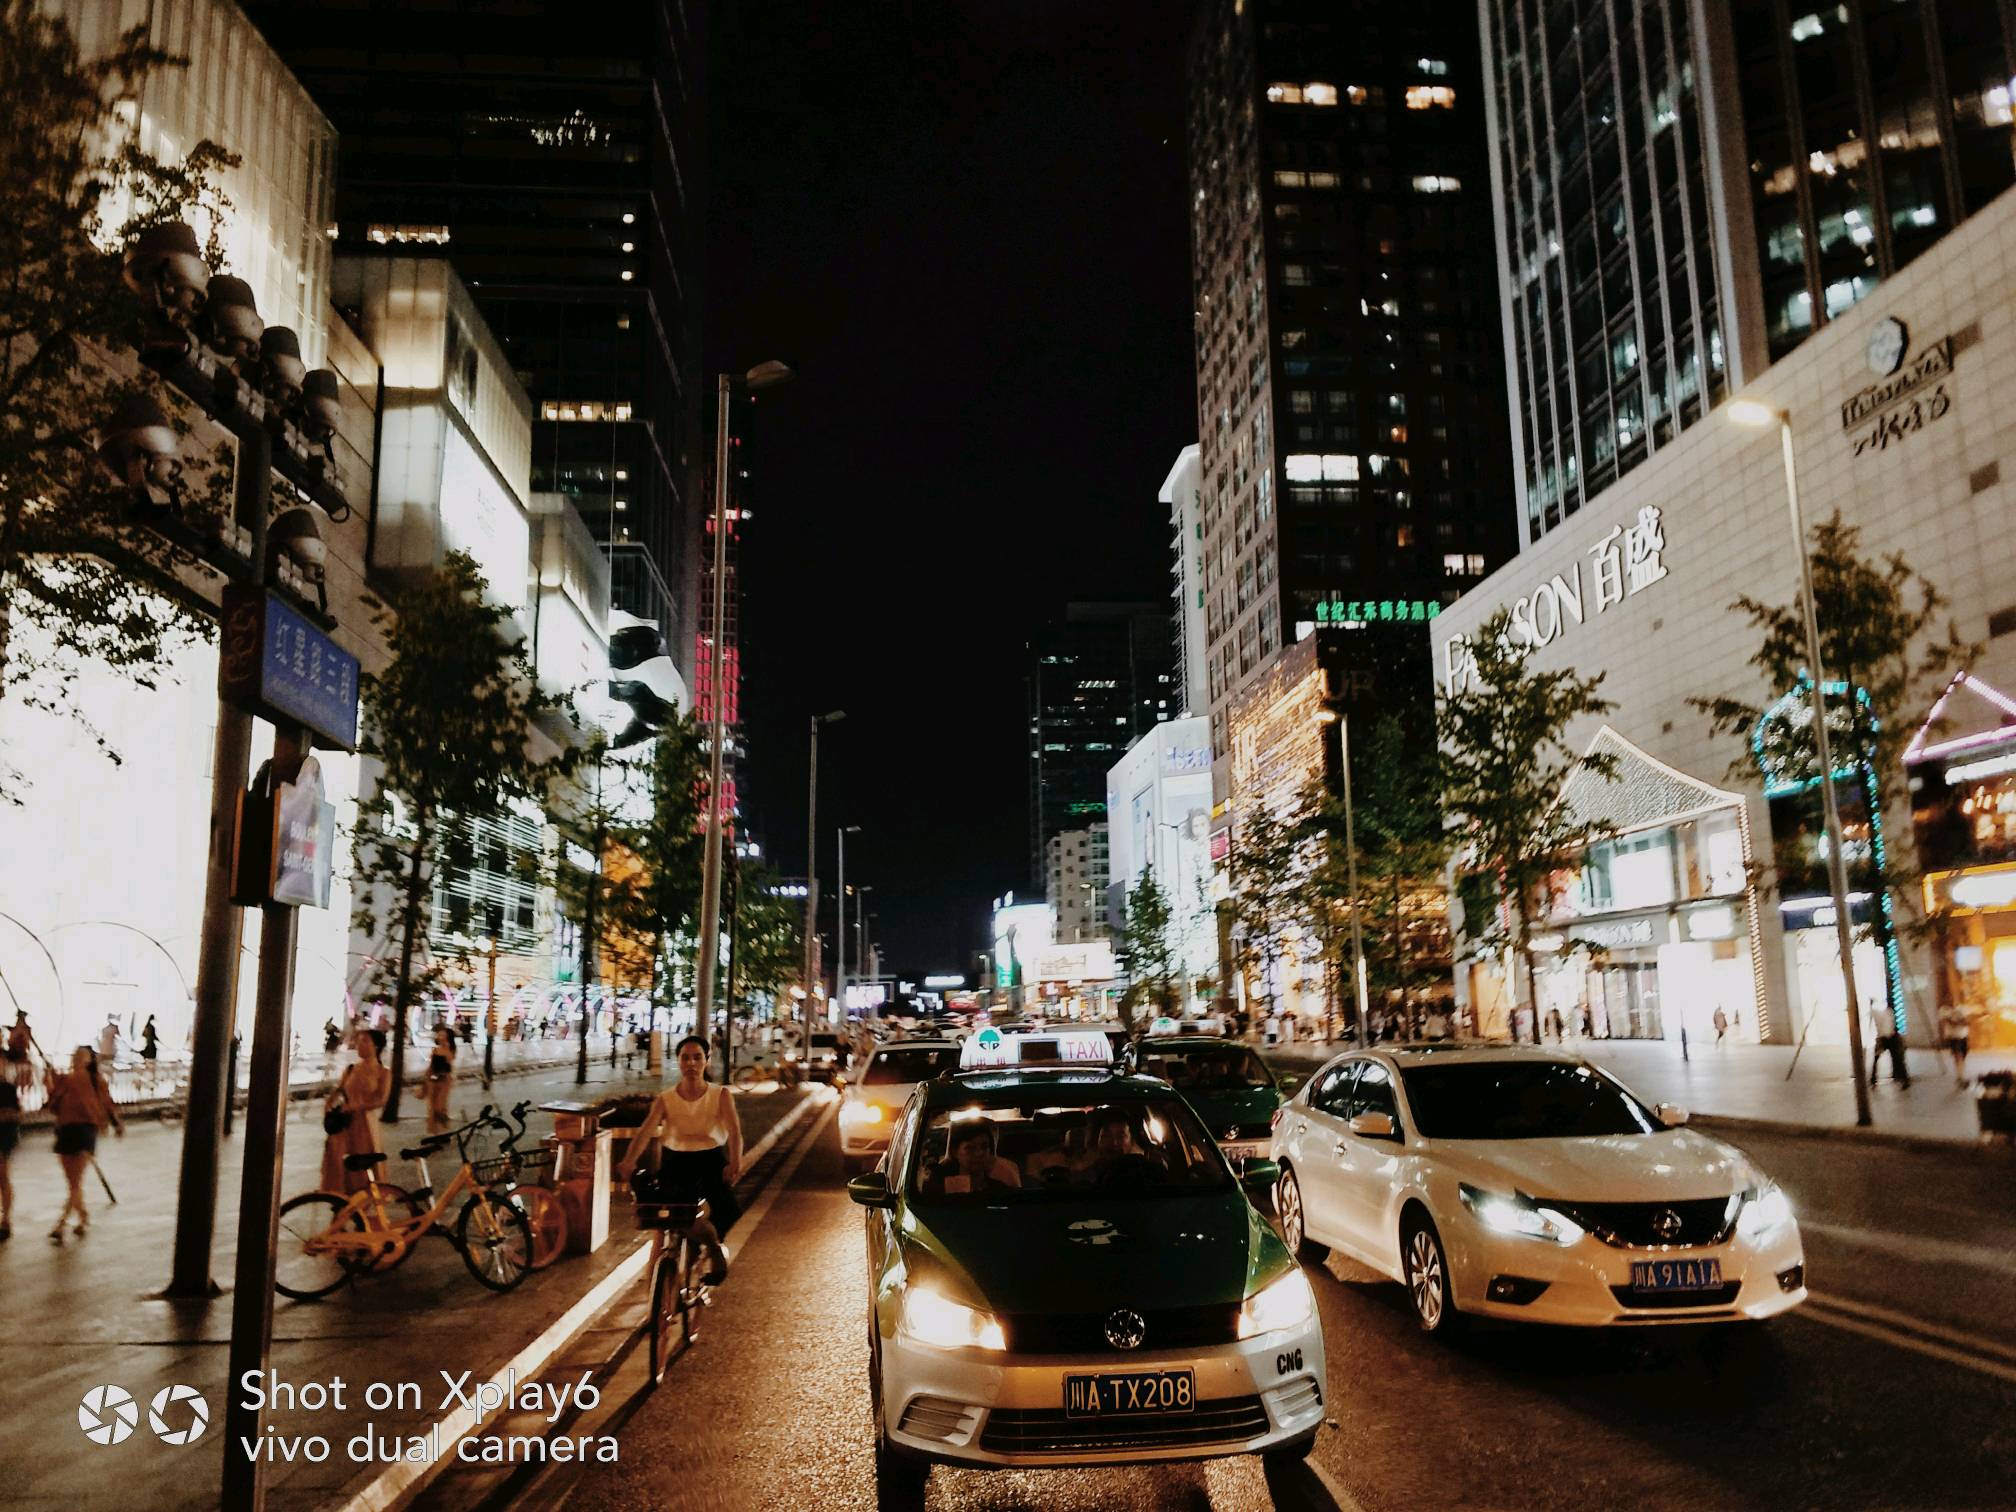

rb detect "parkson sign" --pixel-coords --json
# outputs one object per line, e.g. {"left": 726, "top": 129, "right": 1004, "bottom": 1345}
{"left": 1441, "top": 505, "right": 1672, "bottom": 692}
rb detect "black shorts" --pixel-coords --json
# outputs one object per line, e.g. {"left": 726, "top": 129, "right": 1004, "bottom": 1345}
{"left": 637, "top": 1146, "right": 742, "bottom": 1233}
{"left": 54, "top": 1123, "right": 97, "bottom": 1157}
{"left": 0, "top": 1122, "right": 17, "bottom": 1155}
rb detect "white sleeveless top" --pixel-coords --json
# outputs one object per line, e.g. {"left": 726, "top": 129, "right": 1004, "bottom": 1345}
{"left": 660, "top": 1083, "right": 728, "bottom": 1151}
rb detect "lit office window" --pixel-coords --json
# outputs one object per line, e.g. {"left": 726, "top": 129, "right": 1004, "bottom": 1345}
{"left": 1405, "top": 85, "right": 1457, "bottom": 109}
{"left": 1412, "top": 175, "right": 1461, "bottom": 193}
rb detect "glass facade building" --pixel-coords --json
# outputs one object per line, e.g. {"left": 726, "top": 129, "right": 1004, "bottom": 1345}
{"left": 1483, "top": 0, "right": 2016, "bottom": 543}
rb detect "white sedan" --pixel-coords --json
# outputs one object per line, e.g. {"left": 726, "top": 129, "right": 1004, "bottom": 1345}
{"left": 1270, "top": 1044, "right": 1807, "bottom": 1332}
{"left": 838, "top": 1039, "right": 963, "bottom": 1175}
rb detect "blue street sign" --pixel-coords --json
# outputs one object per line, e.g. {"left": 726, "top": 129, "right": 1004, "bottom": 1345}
{"left": 219, "top": 586, "right": 360, "bottom": 751}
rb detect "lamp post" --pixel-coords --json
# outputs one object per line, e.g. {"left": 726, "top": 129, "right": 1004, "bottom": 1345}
{"left": 838, "top": 825, "right": 862, "bottom": 1017}
{"left": 856, "top": 885, "right": 877, "bottom": 1013}
{"left": 803, "top": 709, "right": 845, "bottom": 1050}
{"left": 1317, "top": 705, "right": 1370, "bottom": 1044}
{"left": 1728, "top": 399, "right": 1874, "bottom": 1127}
{"left": 478, "top": 935, "right": 499, "bottom": 1088}
{"left": 695, "top": 361, "right": 793, "bottom": 1052}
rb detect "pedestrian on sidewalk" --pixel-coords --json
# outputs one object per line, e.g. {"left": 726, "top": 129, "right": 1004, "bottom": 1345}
{"left": 139, "top": 1015, "right": 158, "bottom": 1087}
{"left": 1939, "top": 1001, "right": 1972, "bottom": 1088}
{"left": 45, "top": 1046, "right": 122, "bottom": 1241}
{"left": 5, "top": 1010, "right": 31, "bottom": 1095}
{"left": 0, "top": 1064, "right": 19, "bottom": 1240}
{"left": 96, "top": 1015, "right": 119, "bottom": 1068}
{"left": 424, "top": 1025, "right": 457, "bottom": 1135}
{"left": 615, "top": 1034, "right": 743, "bottom": 1283}
{"left": 1712, "top": 1006, "right": 1729, "bottom": 1048}
{"left": 322, "top": 1029, "right": 391, "bottom": 1193}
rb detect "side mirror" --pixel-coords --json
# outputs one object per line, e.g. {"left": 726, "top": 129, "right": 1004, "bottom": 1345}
{"left": 1277, "top": 1073, "right": 1304, "bottom": 1097}
{"left": 1238, "top": 1157, "right": 1281, "bottom": 1189}
{"left": 1655, "top": 1103, "right": 1690, "bottom": 1128}
{"left": 847, "top": 1172, "right": 895, "bottom": 1209}
{"left": 1349, "top": 1111, "right": 1399, "bottom": 1140}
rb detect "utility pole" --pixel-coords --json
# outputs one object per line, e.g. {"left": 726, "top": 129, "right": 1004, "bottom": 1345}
{"left": 803, "top": 710, "right": 844, "bottom": 1050}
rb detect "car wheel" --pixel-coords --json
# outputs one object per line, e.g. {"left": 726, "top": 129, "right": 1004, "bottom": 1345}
{"left": 1401, "top": 1213, "right": 1462, "bottom": 1335}
{"left": 1261, "top": 1428, "right": 1318, "bottom": 1469}
{"left": 1276, "top": 1167, "right": 1330, "bottom": 1264}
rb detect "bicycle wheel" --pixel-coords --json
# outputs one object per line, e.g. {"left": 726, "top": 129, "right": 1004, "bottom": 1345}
{"left": 679, "top": 1234, "right": 705, "bottom": 1351}
{"left": 456, "top": 1193, "right": 534, "bottom": 1292}
{"left": 732, "top": 1064, "right": 762, "bottom": 1089}
{"left": 275, "top": 1192, "right": 355, "bottom": 1300}
{"left": 509, "top": 1186, "right": 568, "bottom": 1269}
{"left": 648, "top": 1246, "right": 681, "bottom": 1387}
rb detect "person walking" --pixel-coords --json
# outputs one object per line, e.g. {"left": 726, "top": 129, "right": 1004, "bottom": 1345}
{"left": 1712, "top": 1005, "right": 1729, "bottom": 1048}
{"left": 614, "top": 1034, "right": 743, "bottom": 1283}
{"left": 1938, "top": 1001, "right": 1972, "bottom": 1089}
{"left": 45, "top": 1046, "right": 122, "bottom": 1241}
{"left": 0, "top": 1059, "right": 19, "bottom": 1240}
{"left": 321, "top": 1029, "right": 391, "bottom": 1193}
{"left": 139, "top": 1015, "right": 159, "bottom": 1088}
{"left": 424, "top": 1025, "right": 458, "bottom": 1136}
{"left": 96, "top": 1015, "right": 119, "bottom": 1068}
{"left": 5, "top": 1010, "right": 31, "bottom": 1095}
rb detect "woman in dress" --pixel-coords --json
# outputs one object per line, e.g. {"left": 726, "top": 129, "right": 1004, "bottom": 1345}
{"left": 321, "top": 1028, "right": 392, "bottom": 1194}
{"left": 46, "top": 1046, "right": 122, "bottom": 1240}
{"left": 615, "top": 1034, "right": 744, "bottom": 1281}
{"left": 424, "top": 1024, "right": 457, "bottom": 1135}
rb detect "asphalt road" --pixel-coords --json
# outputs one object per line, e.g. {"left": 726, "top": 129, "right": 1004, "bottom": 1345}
{"left": 538, "top": 1114, "right": 2016, "bottom": 1512}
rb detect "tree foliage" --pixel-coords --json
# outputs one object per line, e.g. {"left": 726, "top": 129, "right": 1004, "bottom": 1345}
{"left": 1690, "top": 512, "right": 1976, "bottom": 979}
{"left": 351, "top": 552, "right": 567, "bottom": 1120}
{"left": 1226, "top": 797, "right": 1309, "bottom": 1025}
{"left": 1348, "top": 712, "right": 1456, "bottom": 1008}
{"left": 0, "top": 5, "right": 244, "bottom": 795}
{"left": 1439, "top": 607, "right": 1619, "bottom": 1041}
{"left": 1119, "top": 870, "right": 1181, "bottom": 1035}
{"left": 728, "top": 859, "right": 804, "bottom": 1023}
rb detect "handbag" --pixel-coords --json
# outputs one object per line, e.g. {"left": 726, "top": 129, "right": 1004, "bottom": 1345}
{"left": 323, "top": 1099, "right": 352, "bottom": 1136}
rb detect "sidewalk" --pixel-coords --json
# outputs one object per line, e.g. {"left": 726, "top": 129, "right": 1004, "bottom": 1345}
{"left": 0, "top": 1058, "right": 811, "bottom": 1512}
{"left": 1263, "top": 1035, "right": 2012, "bottom": 1146}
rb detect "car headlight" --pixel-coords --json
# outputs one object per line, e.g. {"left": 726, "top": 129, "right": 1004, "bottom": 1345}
{"left": 839, "top": 1100, "right": 885, "bottom": 1129}
{"left": 1459, "top": 1184, "right": 1586, "bottom": 1246}
{"left": 900, "top": 1283, "right": 1006, "bottom": 1351}
{"left": 1735, "top": 1183, "right": 1794, "bottom": 1241}
{"left": 1237, "top": 1267, "right": 1315, "bottom": 1340}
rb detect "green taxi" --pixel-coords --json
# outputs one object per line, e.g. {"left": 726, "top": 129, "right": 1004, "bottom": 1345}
{"left": 847, "top": 1065, "right": 1327, "bottom": 1496}
{"left": 1129, "top": 1036, "right": 1293, "bottom": 1164}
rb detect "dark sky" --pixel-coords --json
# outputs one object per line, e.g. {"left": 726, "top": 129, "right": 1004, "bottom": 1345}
{"left": 707, "top": 2, "right": 1196, "bottom": 976}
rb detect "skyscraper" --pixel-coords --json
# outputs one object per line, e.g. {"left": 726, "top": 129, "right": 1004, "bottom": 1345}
{"left": 1162, "top": 444, "right": 1209, "bottom": 719}
{"left": 1481, "top": 0, "right": 2016, "bottom": 542}
{"left": 1028, "top": 603, "right": 1178, "bottom": 886}
{"left": 243, "top": 0, "right": 705, "bottom": 659}
{"left": 1186, "top": 0, "right": 1518, "bottom": 781}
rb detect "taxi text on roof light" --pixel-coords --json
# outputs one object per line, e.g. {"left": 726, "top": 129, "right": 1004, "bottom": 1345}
{"left": 958, "top": 1027, "right": 1113, "bottom": 1069}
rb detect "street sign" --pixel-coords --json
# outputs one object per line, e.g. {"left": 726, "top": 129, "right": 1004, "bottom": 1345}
{"left": 233, "top": 756, "right": 336, "bottom": 909}
{"left": 219, "top": 585, "right": 360, "bottom": 750}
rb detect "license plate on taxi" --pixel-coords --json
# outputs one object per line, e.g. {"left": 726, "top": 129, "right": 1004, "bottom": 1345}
{"left": 1063, "top": 1369, "right": 1196, "bottom": 1417}
{"left": 1628, "top": 1257, "right": 1723, "bottom": 1292}
{"left": 1219, "top": 1141, "right": 1266, "bottom": 1162}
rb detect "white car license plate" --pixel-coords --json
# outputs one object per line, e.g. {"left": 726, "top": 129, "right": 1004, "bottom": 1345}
{"left": 1629, "top": 1257, "right": 1724, "bottom": 1292}
{"left": 1219, "top": 1141, "right": 1266, "bottom": 1162}
{"left": 1064, "top": 1369, "right": 1196, "bottom": 1417}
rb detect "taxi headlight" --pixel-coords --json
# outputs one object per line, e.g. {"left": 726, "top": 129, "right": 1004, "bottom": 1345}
{"left": 1735, "top": 1183, "right": 1794, "bottom": 1241}
{"left": 1237, "top": 1267, "right": 1314, "bottom": 1340}
{"left": 839, "top": 1100, "right": 885, "bottom": 1129}
{"left": 900, "top": 1283, "right": 1006, "bottom": 1351}
{"left": 1459, "top": 1184, "right": 1586, "bottom": 1246}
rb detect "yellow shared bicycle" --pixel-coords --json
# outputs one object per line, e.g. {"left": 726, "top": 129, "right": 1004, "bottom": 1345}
{"left": 274, "top": 1104, "right": 535, "bottom": 1299}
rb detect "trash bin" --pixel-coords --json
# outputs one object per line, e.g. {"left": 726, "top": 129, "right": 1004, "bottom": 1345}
{"left": 540, "top": 1101, "right": 610, "bottom": 1255}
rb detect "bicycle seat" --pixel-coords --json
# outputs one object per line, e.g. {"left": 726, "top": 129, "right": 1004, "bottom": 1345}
{"left": 398, "top": 1137, "right": 449, "bottom": 1159}
{"left": 343, "top": 1152, "right": 387, "bottom": 1172}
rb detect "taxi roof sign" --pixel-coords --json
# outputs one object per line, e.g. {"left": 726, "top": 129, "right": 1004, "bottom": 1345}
{"left": 959, "top": 1026, "right": 1111, "bottom": 1070}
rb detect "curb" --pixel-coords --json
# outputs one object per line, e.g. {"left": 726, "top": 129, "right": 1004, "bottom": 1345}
{"left": 330, "top": 1087, "right": 823, "bottom": 1512}
{"left": 1690, "top": 1111, "right": 2015, "bottom": 1159}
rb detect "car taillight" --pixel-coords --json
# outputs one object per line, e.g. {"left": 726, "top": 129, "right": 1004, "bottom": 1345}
{"left": 1270, "top": 1107, "right": 1285, "bottom": 1133}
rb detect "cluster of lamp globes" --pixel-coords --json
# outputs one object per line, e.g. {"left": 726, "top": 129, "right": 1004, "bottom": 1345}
{"left": 93, "top": 221, "right": 347, "bottom": 607}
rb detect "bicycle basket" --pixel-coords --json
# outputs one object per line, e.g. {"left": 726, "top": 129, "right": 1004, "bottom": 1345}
{"left": 470, "top": 1154, "right": 519, "bottom": 1185}
{"left": 512, "top": 1146, "right": 557, "bottom": 1174}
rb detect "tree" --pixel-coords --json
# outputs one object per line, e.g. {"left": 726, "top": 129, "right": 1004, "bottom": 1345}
{"left": 351, "top": 552, "right": 566, "bottom": 1122}
{"left": 726, "top": 860, "right": 804, "bottom": 1041}
{"left": 601, "top": 716, "right": 708, "bottom": 1047}
{"left": 0, "top": 5, "right": 241, "bottom": 796}
{"left": 1118, "top": 870, "right": 1181, "bottom": 1035}
{"left": 1439, "top": 607, "right": 1619, "bottom": 1042}
{"left": 1691, "top": 512, "right": 1976, "bottom": 1030}
{"left": 1350, "top": 713, "right": 1456, "bottom": 1012}
{"left": 1226, "top": 797, "right": 1308, "bottom": 1029}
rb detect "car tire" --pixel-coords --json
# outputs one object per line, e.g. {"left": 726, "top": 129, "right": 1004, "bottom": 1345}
{"left": 869, "top": 1319, "right": 929, "bottom": 1509}
{"left": 1276, "top": 1167, "right": 1330, "bottom": 1264}
{"left": 1261, "top": 1428, "right": 1318, "bottom": 1468}
{"left": 1401, "top": 1212, "right": 1462, "bottom": 1336}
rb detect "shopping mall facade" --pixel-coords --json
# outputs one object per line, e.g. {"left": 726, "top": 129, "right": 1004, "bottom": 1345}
{"left": 1434, "top": 195, "right": 2016, "bottom": 1054}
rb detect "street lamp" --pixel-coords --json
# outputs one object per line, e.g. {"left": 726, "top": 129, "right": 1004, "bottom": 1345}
{"left": 695, "top": 360, "right": 794, "bottom": 1052}
{"left": 1317, "top": 705, "right": 1370, "bottom": 1044}
{"left": 838, "top": 825, "right": 862, "bottom": 1016}
{"left": 804, "top": 709, "right": 845, "bottom": 1050}
{"left": 1728, "top": 399, "right": 1873, "bottom": 1127}
{"left": 477, "top": 935, "right": 500, "bottom": 1089}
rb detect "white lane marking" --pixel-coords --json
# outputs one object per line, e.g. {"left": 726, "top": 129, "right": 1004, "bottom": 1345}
{"left": 723, "top": 1099, "right": 838, "bottom": 1264}
{"left": 1801, "top": 1218, "right": 2016, "bottom": 1279}
{"left": 1799, "top": 1300, "right": 2016, "bottom": 1386}
{"left": 1806, "top": 1290, "right": 2016, "bottom": 1367}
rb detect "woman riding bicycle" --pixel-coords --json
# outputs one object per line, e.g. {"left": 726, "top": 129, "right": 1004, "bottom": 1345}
{"left": 615, "top": 1034, "right": 742, "bottom": 1283}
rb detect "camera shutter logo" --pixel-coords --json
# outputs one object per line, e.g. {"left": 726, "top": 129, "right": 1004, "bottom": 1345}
{"left": 149, "top": 1384, "right": 211, "bottom": 1445}
{"left": 78, "top": 1385, "right": 139, "bottom": 1446}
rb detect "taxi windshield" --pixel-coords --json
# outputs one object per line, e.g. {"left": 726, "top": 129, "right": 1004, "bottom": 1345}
{"left": 862, "top": 1047, "right": 960, "bottom": 1085}
{"left": 1138, "top": 1045, "right": 1274, "bottom": 1092}
{"left": 907, "top": 1099, "right": 1231, "bottom": 1201}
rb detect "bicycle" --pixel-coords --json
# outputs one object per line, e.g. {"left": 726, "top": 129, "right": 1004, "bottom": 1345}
{"left": 274, "top": 1105, "right": 534, "bottom": 1299}
{"left": 632, "top": 1186, "right": 716, "bottom": 1386}
{"left": 493, "top": 1100, "right": 568, "bottom": 1269}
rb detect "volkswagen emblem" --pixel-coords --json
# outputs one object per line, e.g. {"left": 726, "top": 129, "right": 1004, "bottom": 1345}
{"left": 1104, "top": 1308, "right": 1147, "bottom": 1351}
{"left": 1652, "top": 1208, "right": 1684, "bottom": 1241}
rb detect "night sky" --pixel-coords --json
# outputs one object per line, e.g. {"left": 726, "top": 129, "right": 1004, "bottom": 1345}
{"left": 708, "top": 1, "right": 1196, "bottom": 975}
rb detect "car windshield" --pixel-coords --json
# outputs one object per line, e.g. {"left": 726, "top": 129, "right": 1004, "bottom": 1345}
{"left": 1139, "top": 1045, "right": 1273, "bottom": 1091}
{"left": 862, "top": 1047, "right": 959, "bottom": 1085}
{"left": 907, "top": 1098, "right": 1232, "bottom": 1201}
{"left": 1400, "top": 1061, "right": 1660, "bottom": 1139}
